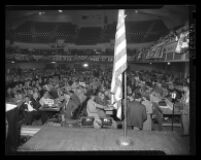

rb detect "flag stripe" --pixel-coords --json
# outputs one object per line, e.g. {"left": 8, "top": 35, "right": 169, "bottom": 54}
{"left": 115, "top": 38, "right": 126, "bottom": 56}
{"left": 111, "top": 74, "right": 122, "bottom": 92}
{"left": 116, "top": 24, "right": 125, "bottom": 40}
{"left": 114, "top": 54, "right": 127, "bottom": 72}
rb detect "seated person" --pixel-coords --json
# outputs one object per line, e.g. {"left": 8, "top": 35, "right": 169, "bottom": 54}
{"left": 39, "top": 91, "right": 54, "bottom": 107}
{"left": 86, "top": 93, "right": 106, "bottom": 128}
{"left": 150, "top": 90, "right": 162, "bottom": 103}
{"left": 29, "top": 91, "right": 46, "bottom": 124}
{"left": 30, "top": 91, "right": 41, "bottom": 110}
{"left": 39, "top": 91, "right": 54, "bottom": 124}
{"left": 94, "top": 91, "right": 108, "bottom": 118}
{"left": 12, "top": 90, "right": 25, "bottom": 105}
{"left": 94, "top": 91, "right": 108, "bottom": 106}
{"left": 153, "top": 82, "right": 163, "bottom": 97}
{"left": 87, "top": 93, "right": 117, "bottom": 129}
{"left": 20, "top": 95, "right": 37, "bottom": 125}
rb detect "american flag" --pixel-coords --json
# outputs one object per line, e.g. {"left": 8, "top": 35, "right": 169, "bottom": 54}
{"left": 110, "top": 10, "right": 127, "bottom": 119}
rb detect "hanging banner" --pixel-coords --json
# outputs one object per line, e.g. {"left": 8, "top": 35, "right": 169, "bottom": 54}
{"left": 175, "top": 31, "right": 189, "bottom": 54}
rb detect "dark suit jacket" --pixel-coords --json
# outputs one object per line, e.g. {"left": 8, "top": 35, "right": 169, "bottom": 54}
{"left": 64, "top": 100, "right": 78, "bottom": 119}
{"left": 30, "top": 97, "right": 41, "bottom": 111}
{"left": 6, "top": 107, "right": 21, "bottom": 152}
{"left": 71, "top": 94, "right": 81, "bottom": 106}
{"left": 126, "top": 100, "right": 147, "bottom": 129}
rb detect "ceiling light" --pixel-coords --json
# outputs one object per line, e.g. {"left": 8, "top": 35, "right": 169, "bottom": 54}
{"left": 58, "top": 10, "right": 63, "bottom": 13}
{"left": 167, "top": 62, "right": 170, "bottom": 65}
{"left": 83, "top": 63, "right": 88, "bottom": 68}
{"left": 51, "top": 61, "right": 56, "bottom": 64}
{"left": 38, "top": 11, "right": 45, "bottom": 15}
{"left": 11, "top": 61, "right": 15, "bottom": 64}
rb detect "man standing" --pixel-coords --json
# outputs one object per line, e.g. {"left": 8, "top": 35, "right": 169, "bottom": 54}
{"left": 142, "top": 96, "right": 153, "bottom": 131}
{"left": 126, "top": 95, "right": 147, "bottom": 130}
{"left": 63, "top": 90, "right": 80, "bottom": 121}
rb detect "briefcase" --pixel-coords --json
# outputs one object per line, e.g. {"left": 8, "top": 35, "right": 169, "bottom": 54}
{"left": 100, "top": 117, "right": 112, "bottom": 127}
{"left": 80, "top": 117, "right": 94, "bottom": 127}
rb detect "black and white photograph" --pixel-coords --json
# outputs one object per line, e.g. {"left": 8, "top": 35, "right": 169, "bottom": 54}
{"left": 5, "top": 5, "right": 196, "bottom": 155}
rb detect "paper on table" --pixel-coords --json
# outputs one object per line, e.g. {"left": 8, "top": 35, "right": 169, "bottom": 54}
{"left": 159, "top": 99, "right": 173, "bottom": 110}
{"left": 6, "top": 103, "right": 17, "bottom": 112}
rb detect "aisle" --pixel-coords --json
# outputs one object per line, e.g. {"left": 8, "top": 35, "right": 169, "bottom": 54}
{"left": 18, "top": 126, "right": 189, "bottom": 155}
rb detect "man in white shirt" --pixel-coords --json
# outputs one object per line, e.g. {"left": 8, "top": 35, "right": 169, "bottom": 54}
{"left": 87, "top": 93, "right": 117, "bottom": 129}
{"left": 87, "top": 94, "right": 105, "bottom": 129}
{"left": 21, "top": 96, "right": 37, "bottom": 125}
{"left": 87, "top": 94, "right": 105, "bottom": 119}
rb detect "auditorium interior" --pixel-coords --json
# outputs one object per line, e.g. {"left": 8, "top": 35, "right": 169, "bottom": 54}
{"left": 5, "top": 5, "right": 196, "bottom": 155}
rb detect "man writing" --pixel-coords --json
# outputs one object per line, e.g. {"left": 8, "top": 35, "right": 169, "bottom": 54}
{"left": 86, "top": 93, "right": 117, "bottom": 129}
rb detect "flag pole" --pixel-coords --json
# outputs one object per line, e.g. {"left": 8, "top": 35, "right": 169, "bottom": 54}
{"left": 117, "top": 70, "right": 133, "bottom": 146}
{"left": 123, "top": 70, "right": 127, "bottom": 137}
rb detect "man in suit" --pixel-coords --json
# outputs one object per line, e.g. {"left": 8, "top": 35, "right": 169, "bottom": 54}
{"left": 21, "top": 95, "right": 37, "bottom": 125}
{"left": 30, "top": 91, "right": 41, "bottom": 110}
{"left": 30, "top": 91, "right": 47, "bottom": 124}
{"left": 6, "top": 91, "right": 25, "bottom": 153}
{"left": 22, "top": 92, "right": 46, "bottom": 125}
{"left": 63, "top": 90, "right": 81, "bottom": 120}
{"left": 126, "top": 95, "right": 147, "bottom": 130}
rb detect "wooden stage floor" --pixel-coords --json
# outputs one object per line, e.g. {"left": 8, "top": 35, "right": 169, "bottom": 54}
{"left": 18, "top": 126, "right": 189, "bottom": 155}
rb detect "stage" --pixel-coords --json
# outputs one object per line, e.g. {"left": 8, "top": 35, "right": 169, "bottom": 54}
{"left": 18, "top": 126, "right": 189, "bottom": 155}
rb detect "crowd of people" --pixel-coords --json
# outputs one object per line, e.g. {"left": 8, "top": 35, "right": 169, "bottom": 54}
{"left": 5, "top": 67, "right": 190, "bottom": 134}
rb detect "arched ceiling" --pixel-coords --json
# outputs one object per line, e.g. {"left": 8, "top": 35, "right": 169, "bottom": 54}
{"left": 6, "top": 5, "right": 190, "bottom": 30}
{"left": 5, "top": 5, "right": 191, "bottom": 45}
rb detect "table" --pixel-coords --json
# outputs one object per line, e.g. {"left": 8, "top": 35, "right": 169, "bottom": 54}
{"left": 39, "top": 104, "right": 63, "bottom": 112}
{"left": 39, "top": 107, "right": 61, "bottom": 112}
{"left": 159, "top": 101, "right": 182, "bottom": 129}
{"left": 104, "top": 107, "right": 114, "bottom": 115}
{"left": 39, "top": 102, "right": 65, "bottom": 123}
